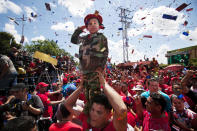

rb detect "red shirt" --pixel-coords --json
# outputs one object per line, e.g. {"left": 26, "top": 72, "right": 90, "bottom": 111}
{"left": 143, "top": 111, "right": 170, "bottom": 131}
{"left": 78, "top": 113, "right": 116, "bottom": 131}
{"left": 164, "top": 86, "right": 173, "bottom": 95}
{"left": 159, "top": 84, "right": 169, "bottom": 91}
{"left": 164, "top": 76, "right": 169, "bottom": 84}
{"left": 127, "top": 112, "right": 136, "bottom": 127}
{"left": 0, "top": 96, "right": 6, "bottom": 105}
{"left": 49, "top": 121, "right": 83, "bottom": 131}
{"left": 79, "top": 93, "right": 86, "bottom": 103}
{"left": 37, "top": 92, "right": 53, "bottom": 118}
{"left": 49, "top": 93, "right": 61, "bottom": 101}
{"left": 119, "top": 91, "right": 126, "bottom": 96}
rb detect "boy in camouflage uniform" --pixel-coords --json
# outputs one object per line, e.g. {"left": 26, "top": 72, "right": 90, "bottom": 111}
{"left": 71, "top": 11, "right": 108, "bottom": 113}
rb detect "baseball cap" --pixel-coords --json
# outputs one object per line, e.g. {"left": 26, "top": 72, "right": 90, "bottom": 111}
{"left": 62, "top": 83, "right": 77, "bottom": 97}
{"left": 36, "top": 82, "right": 49, "bottom": 90}
{"left": 132, "top": 85, "right": 144, "bottom": 91}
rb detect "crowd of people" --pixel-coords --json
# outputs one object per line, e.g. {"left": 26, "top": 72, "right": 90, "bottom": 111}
{"left": 0, "top": 47, "right": 197, "bottom": 131}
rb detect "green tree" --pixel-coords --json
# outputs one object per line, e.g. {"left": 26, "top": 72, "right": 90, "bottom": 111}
{"left": 0, "top": 32, "right": 21, "bottom": 55}
{"left": 25, "top": 39, "right": 72, "bottom": 57}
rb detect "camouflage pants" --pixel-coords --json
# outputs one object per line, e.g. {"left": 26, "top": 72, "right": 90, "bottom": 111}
{"left": 83, "top": 72, "right": 101, "bottom": 114}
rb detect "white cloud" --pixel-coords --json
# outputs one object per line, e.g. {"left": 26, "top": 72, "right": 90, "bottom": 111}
{"left": 180, "top": 27, "right": 197, "bottom": 44}
{"left": 0, "top": 0, "right": 22, "bottom": 14}
{"left": 108, "top": 40, "right": 123, "bottom": 63}
{"left": 24, "top": 6, "right": 37, "bottom": 21}
{"left": 58, "top": 0, "right": 94, "bottom": 17}
{"left": 108, "top": 39, "right": 169, "bottom": 64}
{"left": 128, "top": 48, "right": 145, "bottom": 62}
{"left": 31, "top": 35, "right": 45, "bottom": 41}
{"left": 49, "top": 2, "right": 57, "bottom": 8}
{"left": 128, "top": 6, "right": 185, "bottom": 37}
{"left": 155, "top": 44, "right": 170, "bottom": 64}
{"left": 51, "top": 21, "right": 75, "bottom": 32}
{"left": 3, "top": 23, "right": 28, "bottom": 43}
{"left": 128, "top": 28, "right": 147, "bottom": 37}
{"left": 108, "top": 39, "right": 145, "bottom": 64}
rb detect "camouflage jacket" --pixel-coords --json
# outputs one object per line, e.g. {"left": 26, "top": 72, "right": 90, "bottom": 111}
{"left": 71, "top": 27, "right": 108, "bottom": 74}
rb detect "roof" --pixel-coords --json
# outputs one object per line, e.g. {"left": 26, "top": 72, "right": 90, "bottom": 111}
{"left": 167, "top": 45, "right": 197, "bottom": 54}
{"left": 117, "top": 61, "right": 151, "bottom": 67}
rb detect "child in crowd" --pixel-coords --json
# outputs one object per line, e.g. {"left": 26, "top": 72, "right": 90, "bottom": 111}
{"left": 71, "top": 10, "right": 108, "bottom": 113}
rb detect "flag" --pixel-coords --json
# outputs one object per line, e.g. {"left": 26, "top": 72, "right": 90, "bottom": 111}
{"left": 33, "top": 51, "right": 57, "bottom": 65}
{"left": 141, "top": 17, "right": 146, "bottom": 20}
{"left": 176, "top": 3, "right": 189, "bottom": 12}
{"left": 162, "top": 14, "right": 177, "bottom": 20}
{"left": 183, "top": 21, "right": 188, "bottom": 26}
{"left": 118, "top": 28, "right": 123, "bottom": 30}
{"left": 143, "top": 35, "right": 152, "bottom": 38}
{"left": 131, "top": 49, "right": 134, "bottom": 54}
{"left": 183, "top": 31, "right": 189, "bottom": 36}
{"left": 186, "top": 8, "right": 193, "bottom": 12}
{"left": 45, "top": 3, "right": 51, "bottom": 11}
{"left": 31, "top": 12, "right": 34, "bottom": 17}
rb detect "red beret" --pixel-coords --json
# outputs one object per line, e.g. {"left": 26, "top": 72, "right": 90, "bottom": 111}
{"left": 84, "top": 10, "right": 104, "bottom": 29}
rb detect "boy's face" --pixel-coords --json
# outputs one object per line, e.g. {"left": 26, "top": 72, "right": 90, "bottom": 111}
{"left": 87, "top": 18, "right": 100, "bottom": 34}
{"left": 172, "top": 98, "right": 184, "bottom": 111}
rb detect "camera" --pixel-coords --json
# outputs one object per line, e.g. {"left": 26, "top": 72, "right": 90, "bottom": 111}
{"left": 0, "top": 98, "right": 33, "bottom": 117}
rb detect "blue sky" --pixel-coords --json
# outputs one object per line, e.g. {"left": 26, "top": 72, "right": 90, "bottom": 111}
{"left": 0, "top": 0, "right": 197, "bottom": 64}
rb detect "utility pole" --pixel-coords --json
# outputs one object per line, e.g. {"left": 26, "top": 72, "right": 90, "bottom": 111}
{"left": 20, "top": 14, "right": 25, "bottom": 44}
{"left": 118, "top": 7, "right": 132, "bottom": 63}
{"left": 8, "top": 14, "right": 27, "bottom": 44}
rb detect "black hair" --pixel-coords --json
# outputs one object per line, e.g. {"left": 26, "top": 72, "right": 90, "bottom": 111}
{"left": 92, "top": 93, "right": 112, "bottom": 111}
{"left": 141, "top": 96, "right": 147, "bottom": 109}
{"left": 2, "top": 116, "right": 36, "bottom": 131}
{"left": 60, "top": 103, "right": 71, "bottom": 118}
{"left": 148, "top": 77, "right": 159, "bottom": 86}
{"left": 150, "top": 93, "right": 167, "bottom": 113}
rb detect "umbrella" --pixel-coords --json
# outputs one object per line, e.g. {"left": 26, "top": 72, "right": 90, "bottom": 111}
{"left": 164, "top": 64, "right": 184, "bottom": 72}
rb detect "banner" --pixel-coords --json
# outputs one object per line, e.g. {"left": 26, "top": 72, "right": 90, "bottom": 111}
{"left": 33, "top": 51, "right": 57, "bottom": 66}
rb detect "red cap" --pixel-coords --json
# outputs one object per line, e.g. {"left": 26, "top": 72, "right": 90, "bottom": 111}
{"left": 70, "top": 75, "right": 74, "bottom": 78}
{"left": 29, "top": 62, "right": 36, "bottom": 68}
{"left": 63, "top": 78, "right": 68, "bottom": 84}
{"left": 84, "top": 10, "right": 104, "bottom": 29}
{"left": 36, "top": 82, "right": 49, "bottom": 90}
